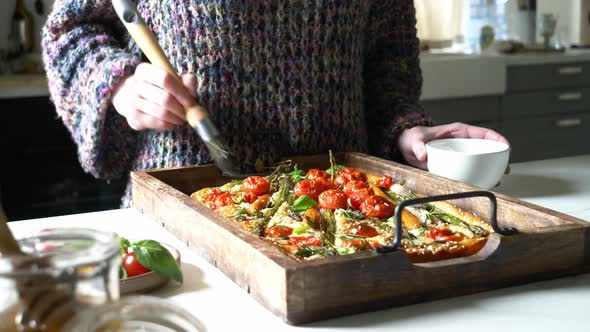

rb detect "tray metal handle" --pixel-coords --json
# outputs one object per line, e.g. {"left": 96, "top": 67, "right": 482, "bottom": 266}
{"left": 375, "top": 190, "right": 518, "bottom": 254}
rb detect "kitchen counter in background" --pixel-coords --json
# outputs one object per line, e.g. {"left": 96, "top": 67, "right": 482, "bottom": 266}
{"left": 421, "top": 49, "right": 590, "bottom": 163}
{"left": 0, "top": 73, "right": 49, "bottom": 99}
{"left": 420, "top": 53, "right": 506, "bottom": 100}
{"left": 3, "top": 49, "right": 590, "bottom": 101}
{"left": 420, "top": 49, "right": 590, "bottom": 100}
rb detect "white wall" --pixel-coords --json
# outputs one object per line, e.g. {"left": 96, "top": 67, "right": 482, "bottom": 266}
{"left": 537, "top": 0, "right": 587, "bottom": 45}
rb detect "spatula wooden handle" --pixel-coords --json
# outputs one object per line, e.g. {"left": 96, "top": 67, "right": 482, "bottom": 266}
{"left": 113, "top": 0, "right": 208, "bottom": 123}
{"left": 127, "top": 25, "right": 179, "bottom": 79}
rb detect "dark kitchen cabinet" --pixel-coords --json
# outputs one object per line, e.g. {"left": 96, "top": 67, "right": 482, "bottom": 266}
{"left": 501, "top": 62, "right": 590, "bottom": 162}
{"left": 0, "top": 97, "right": 126, "bottom": 220}
{"left": 420, "top": 61, "right": 590, "bottom": 162}
{"left": 421, "top": 95, "right": 501, "bottom": 130}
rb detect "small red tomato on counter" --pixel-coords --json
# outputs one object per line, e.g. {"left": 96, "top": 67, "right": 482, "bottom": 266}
{"left": 122, "top": 251, "right": 151, "bottom": 277}
{"left": 119, "top": 237, "right": 182, "bottom": 283}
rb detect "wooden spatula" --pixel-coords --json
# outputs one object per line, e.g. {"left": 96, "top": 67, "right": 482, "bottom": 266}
{"left": 112, "top": 0, "right": 241, "bottom": 176}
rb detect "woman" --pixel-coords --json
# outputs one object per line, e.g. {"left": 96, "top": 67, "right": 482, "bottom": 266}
{"left": 42, "top": 0, "right": 508, "bottom": 205}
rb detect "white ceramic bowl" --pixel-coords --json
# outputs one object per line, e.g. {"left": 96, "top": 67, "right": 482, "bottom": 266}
{"left": 426, "top": 138, "right": 510, "bottom": 189}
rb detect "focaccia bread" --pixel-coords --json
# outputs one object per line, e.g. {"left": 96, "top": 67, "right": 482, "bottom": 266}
{"left": 190, "top": 162, "right": 493, "bottom": 262}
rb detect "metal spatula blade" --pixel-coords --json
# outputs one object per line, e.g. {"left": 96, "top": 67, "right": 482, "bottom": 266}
{"left": 112, "top": 0, "right": 240, "bottom": 176}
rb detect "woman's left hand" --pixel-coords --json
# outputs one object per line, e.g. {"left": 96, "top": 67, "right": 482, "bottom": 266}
{"left": 398, "top": 122, "right": 510, "bottom": 171}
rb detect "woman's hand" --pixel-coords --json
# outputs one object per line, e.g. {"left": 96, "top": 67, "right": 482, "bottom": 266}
{"left": 398, "top": 122, "right": 510, "bottom": 171}
{"left": 112, "top": 63, "right": 198, "bottom": 131}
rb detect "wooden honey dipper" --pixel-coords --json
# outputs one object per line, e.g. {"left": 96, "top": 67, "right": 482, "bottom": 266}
{"left": 0, "top": 206, "right": 76, "bottom": 332}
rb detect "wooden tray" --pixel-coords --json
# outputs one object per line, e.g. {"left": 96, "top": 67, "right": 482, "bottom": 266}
{"left": 130, "top": 153, "right": 590, "bottom": 324}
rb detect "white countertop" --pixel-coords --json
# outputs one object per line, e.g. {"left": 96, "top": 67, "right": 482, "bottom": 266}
{"left": 7, "top": 154, "right": 590, "bottom": 332}
{"left": 4, "top": 49, "right": 590, "bottom": 101}
{"left": 0, "top": 74, "right": 49, "bottom": 99}
{"left": 419, "top": 49, "right": 590, "bottom": 100}
{"left": 420, "top": 53, "right": 506, "bottom": 100}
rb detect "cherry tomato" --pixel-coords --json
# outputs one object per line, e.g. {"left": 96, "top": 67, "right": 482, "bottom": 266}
{"left": 241, "top": 191, "right": 258, "bottom": 204}
{"left": 122, "top": 252, "right": 151, "bottom": 277}
{"left": 347, "top": 188, "right": 374, "bottom": 210}
{"left": 360, "top": 195, "right": 394, "bottom": 219}
{"left": 242, "top": 176, "right": 270, "bottom": 196}
{"left": 213, "top": 192, "right": 233, "bottom": 210}
{"left": 343, "top": 180, "right": 369, "bottom": 195}
{"left": 315, "top": 177, "right": 338, "bottom": 191}
{"left": 425, "top": 227, "right": 465, "bottom": 242}
{"left": 375, "top": 176, "right": 393, "bottom": 188}
{"left": 303, "top": 207, "right": 321, "bottom": 229}
{"left": 306, "top": 169, "right": 331, "bottom": 181}
{"left": 318, "top": 189, "right": 348, "bottom": 210}
{"left": 204, "top": 188, "right": 223, "bottom": 202}
{"left": 294, "top": 179, "right": 324, "bottom": 200}
{"left": 264, "top": 226, "right": 293, "bottom": 237}
{"left": 288, "top": 236, "right": 321, "bottom": 247}
{"left": 347, "top": 223, "right": 379, "bottom": 237}
{"left": 335, "top": 168, "right": 366, "bottom": 186}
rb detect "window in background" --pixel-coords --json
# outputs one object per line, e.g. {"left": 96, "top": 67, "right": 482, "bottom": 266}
{"left": 416, "top": 0, "right": 514, "bottom": 54}
{"left": 415, "top": 0, "right": 465, "bottom": 50}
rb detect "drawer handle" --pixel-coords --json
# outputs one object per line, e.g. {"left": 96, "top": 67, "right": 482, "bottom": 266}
{"left": 555, "top": 118, "right": 582, "bottom": 127}
{"left": 558, "top": 92, "right": 583, "bottom": 101}
{"left": 558, "top": 66, "right": 583, "bottom": 75}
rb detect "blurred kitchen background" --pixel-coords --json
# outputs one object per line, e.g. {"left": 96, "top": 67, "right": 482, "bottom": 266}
{"left": 1, "top": 0, "right": 590, "bottom": 220}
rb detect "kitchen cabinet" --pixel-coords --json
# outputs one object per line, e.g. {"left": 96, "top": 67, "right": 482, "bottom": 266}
{"left": 0, "top": 97, "right": 126, "bottom": 220}
{"left": 421, "top": 59, "right": 590, "bottom": 163}
{"left": 501, "top": 62, "right": 590, "bottom": 162}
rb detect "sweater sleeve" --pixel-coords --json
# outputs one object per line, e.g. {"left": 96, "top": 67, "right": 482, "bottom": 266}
{"left": 42, "top": 0, "right": 141, "bottom": 179}
{"left": 364, "top": 0, "right": 432, "bottom": 161}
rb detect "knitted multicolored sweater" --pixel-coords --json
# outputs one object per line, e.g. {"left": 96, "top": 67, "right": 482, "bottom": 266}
{"left": 42, "top": 0, "right": 431, "bottom": 204}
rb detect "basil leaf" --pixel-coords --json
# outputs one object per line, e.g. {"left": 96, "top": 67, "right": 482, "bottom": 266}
{"left": 336, "top": 247, "right": 357, "bottom": 255}
{"left": 293, "top": 226, "right": 309, "bottom": 234}
{"left": 119, "top": 265, "right": 127, "bottom": 280}
{"left": 326, "top": 164, "right": 345, "bottom": 177}
{"left": 234, "top": 195, "right": 243, "bottom": 204}
{"left": 132, "top": 240, "right": 183, "bottom": 283}
{"left": 235, "top": 208, "right": 248, "bottom": 216}
{"left": 119, "top": 237, "right": 131, "bottom": 255}
{"left": 292, "top": 195, "right": 317, "bottom": 212}
{"left": 288, "top": 164, "right": 306, "bottom": 183}
{"left": 228, "top": 179, "right": 243, "bottom": 185}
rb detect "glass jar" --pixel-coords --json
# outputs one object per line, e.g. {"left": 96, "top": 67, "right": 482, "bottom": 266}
{"left": 0, "top": 228, "right": 121, "bottom": 332}
{"left": 67, "top": 296, "right": 205, "bottom": 332}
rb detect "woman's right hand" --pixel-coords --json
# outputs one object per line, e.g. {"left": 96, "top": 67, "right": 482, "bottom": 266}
{"left": 112, "top": 62, "right": 198, "bottom": 131}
